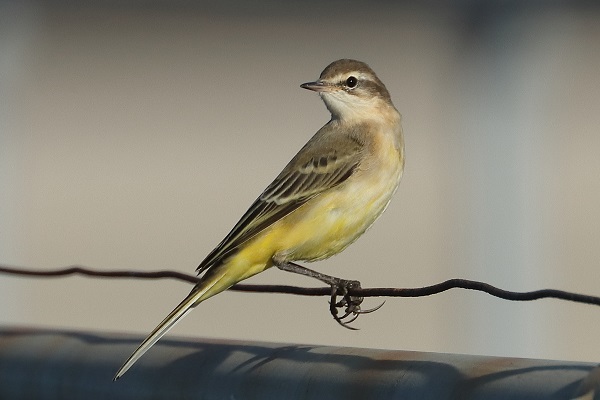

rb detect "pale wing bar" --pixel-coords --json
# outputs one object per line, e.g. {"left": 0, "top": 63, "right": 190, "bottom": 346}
{"left": 197, "top": 151, "right": 360, "bottom": 274}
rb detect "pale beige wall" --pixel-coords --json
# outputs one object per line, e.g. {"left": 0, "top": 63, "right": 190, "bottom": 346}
{"left": 2, "top": 2, "right": 600, "bottom": 362}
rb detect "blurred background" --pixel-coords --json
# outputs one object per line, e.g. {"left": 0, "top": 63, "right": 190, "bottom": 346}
{"left": 1, "top": 1, "right": 600, "bottom": 363}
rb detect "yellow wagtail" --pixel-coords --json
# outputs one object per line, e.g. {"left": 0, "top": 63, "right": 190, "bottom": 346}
{"left": 114, "top": 59, "right": 404, "bottom": 379}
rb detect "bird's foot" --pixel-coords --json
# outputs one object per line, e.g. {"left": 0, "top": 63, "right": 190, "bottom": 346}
{"left": 328, "top": 279, "right": 385, "bottom": 330}
{"left": 273, "top": 261, "right": 384, "bottom": 329}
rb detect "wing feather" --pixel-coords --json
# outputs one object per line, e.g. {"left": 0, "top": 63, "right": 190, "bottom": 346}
{"left": 197, "top": 129, "right": 364, "bottom": 274}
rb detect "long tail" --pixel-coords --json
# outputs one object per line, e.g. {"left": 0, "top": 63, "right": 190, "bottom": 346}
{"left": 113, "top": 269, "right": 230, "bottom": 380}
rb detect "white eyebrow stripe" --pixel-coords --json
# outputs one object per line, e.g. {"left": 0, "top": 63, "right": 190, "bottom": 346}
{"left": 330, "top": 71, "right": 375, "bottom": 82}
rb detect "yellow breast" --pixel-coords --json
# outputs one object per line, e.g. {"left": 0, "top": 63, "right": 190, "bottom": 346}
{"left": 232, "top": 126, "right": 404, "bottom": 280}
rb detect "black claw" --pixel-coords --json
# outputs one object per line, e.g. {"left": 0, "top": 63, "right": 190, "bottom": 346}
{"left": 342, "top": 312, "right": 360, "bottom": 324}
{"left": 357, "top": 300, "right": 386, "bottom": 315}
{"left": 326, "top": 278, "right": 382, "bottom": 330}
{"left": 332, "top": 304, "right": 360, "bottom": 330}
{"left": 334, "top": 315, "right": 360, "bottom": 330}
{"left": 275, "top": 262, "right": 382, "bottom": 329}
{"left": 337, "top": 308, "right": 354, "bottom": 321}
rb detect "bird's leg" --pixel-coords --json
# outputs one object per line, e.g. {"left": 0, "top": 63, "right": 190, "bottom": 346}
{"left": 274, "top": 261, "right": 380, "bottom": 329}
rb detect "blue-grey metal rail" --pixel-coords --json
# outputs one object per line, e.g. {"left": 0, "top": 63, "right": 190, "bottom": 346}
{"left": 0, "top": 326, "right": 598, "bottom": 399}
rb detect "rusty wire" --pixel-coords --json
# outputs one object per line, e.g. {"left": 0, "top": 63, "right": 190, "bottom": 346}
{"left": 1, "top": 263, "right": 599, "bottom": 306}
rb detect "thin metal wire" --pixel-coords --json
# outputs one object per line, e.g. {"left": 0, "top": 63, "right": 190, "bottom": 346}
{"left": 1, "top": 263, "right": 599, "bottom": 306}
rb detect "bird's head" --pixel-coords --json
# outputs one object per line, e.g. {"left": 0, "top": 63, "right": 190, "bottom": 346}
{"left": 301, "top": 59, "right": 395, "bottom": 122}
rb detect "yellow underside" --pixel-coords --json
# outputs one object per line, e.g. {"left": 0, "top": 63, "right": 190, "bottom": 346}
{"left": 201, "top": 193, "right": 398, "bottom": 304}
{"left": 198, "top": 140, "right": 404, "bottom": 303}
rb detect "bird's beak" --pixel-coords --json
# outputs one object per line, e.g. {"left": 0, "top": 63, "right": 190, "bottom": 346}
{"left": 300, "top": 80, "right": 334, "bottom": 92}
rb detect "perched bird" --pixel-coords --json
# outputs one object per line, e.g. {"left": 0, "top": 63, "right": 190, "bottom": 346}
{"left": 114, "top": 59, "right": 404, "bottom": 379}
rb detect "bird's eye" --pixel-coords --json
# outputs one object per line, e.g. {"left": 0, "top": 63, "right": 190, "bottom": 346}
{"left": 345, "top": 76, "right": 358, "bottom": 88}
